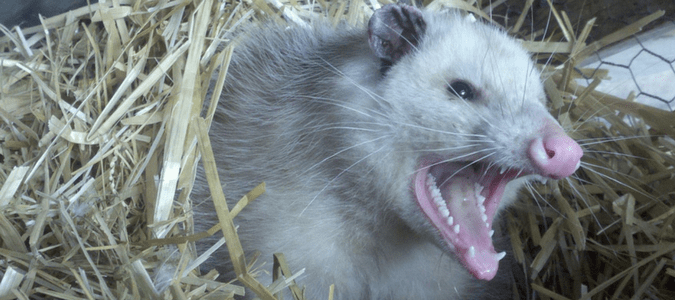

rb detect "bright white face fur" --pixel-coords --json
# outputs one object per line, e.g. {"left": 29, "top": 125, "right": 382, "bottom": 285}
{"left": 385, "top": 11, "right": 550, "bottom": 170}
{"left": 195, "top": 5, "right": 582, "bottom": 300}
{"left": 378, "top": 13, "right": 551, "bottom": 217}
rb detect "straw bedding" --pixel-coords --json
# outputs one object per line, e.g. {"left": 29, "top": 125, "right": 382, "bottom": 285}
{"left": 0, "top": 0, "right": 673, "bottom": 299}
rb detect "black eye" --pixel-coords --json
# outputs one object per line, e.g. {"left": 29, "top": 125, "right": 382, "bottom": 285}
{"left": 447, "top": 81, "right": 476, "bottom": 101}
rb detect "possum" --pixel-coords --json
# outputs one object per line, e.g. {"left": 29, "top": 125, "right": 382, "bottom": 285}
{"left": 192, "top": 3, "right": 583, "bottom": 299}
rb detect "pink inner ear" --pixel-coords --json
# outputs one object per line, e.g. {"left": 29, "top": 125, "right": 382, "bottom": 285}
{"left": 528, "top": 121, "right": 583, "bottom": 179}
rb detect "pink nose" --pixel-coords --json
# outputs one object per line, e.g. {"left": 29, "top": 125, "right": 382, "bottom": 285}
{"left": 528, "top": 131, "right": 583, "bottom": 179}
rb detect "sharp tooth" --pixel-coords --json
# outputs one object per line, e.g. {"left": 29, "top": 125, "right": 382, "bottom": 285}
{"left": 474, "top": 183, "right": 483, "bottom": 194}
{"left": 432, "top": 193, "right": 444, "bottom": 205}
{"left": 494, "top": 251, "right": 506, "bottom": 261}
{"left": 468, "top": 246, "right": 476, "bottom": 258}
{"left": 453, "top": 224, "right": 460, "bottom": 233}
{"left": 447, "top": 216, "right": 454, "bottom": 226}
{"left": 489, "top": 230, "right": 494, "bottom": 237}
{"left": 485, "top": 222, "right": 490, "bottom": 228}
{"left": 478, "top": 196, "right": 485, "bottom": 205}
{"left": 440, "top": 207, "right": 450, "bottom": 218}
{"left": 426, "top": 176, "right": 435, "bottom": 187}
{"left": 479, "top": 205, "right": 486, "bottom": 213}
{"left": 481, "top": 214, "right": 487, "bottom": 222}
{"left": 500, "top": 166, "right": 507, "bottom": 174}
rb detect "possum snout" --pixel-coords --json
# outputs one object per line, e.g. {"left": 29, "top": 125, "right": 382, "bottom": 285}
{"left": 528, "top": 120, "right": 583, "bottom": 179}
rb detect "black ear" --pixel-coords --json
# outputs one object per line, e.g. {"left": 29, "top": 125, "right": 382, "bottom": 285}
{"left": 368, "top": 4, "right": 427, "bottom": 65}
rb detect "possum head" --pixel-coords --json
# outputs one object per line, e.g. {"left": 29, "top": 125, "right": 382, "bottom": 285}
{"left": 367, "top": 5, "right": 583, "bottom": 280}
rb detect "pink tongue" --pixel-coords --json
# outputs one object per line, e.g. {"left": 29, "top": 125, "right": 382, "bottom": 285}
{"left": 442, "top": 177, "right": 499, "bottom": 280}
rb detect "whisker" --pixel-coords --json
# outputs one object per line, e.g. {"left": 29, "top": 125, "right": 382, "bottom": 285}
{"left": 581, "top": 150, "right": 648, "bottom": 160}
{"left": 577, "top": 135, "right": 651, "bottom": 147}
{"left": 299, "top": 143, "right": 389, "bottom": 216}
{"left": 411, "top": 147, "right": 501, "bottom": 176}
{"left": 579, "top": 161, "right": 648, "bottom": 184}
{"left": 302, "top": 94, "right": 389, "bottom": 119}
{"left": 303, "top": 134, "right": 394, "bottom": 174}
{"left": 437, "top": 152, "right": 499, "bottom": 187}
{"left": 393, "top": 121, "right": 490, "bottom": 138}
{"left": 316, "top": 57, "right": 390, "bottom": 109}
{"left": 561, "top": 176, "right": 613, "bottom": 234}
{"left": 525, "top": 181, "right": 563, "bottom": 218}
{"left": 397, "top": 143, "right": 489, "bottom": 153}
{"left": 580, "top": 163, "right": 656, "bottom": 200}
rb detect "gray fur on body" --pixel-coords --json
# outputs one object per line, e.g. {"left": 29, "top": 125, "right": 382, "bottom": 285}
{"left": 192, "top": 7, "right": 546, "bottom": 300}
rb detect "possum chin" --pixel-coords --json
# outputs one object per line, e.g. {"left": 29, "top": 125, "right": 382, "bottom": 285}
{"left": 413, "top": 159, "right": 519, "bottom": 280}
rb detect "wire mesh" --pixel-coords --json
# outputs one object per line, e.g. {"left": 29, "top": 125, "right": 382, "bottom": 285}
{"left": 579, "top": 19, "right": 675, "bottom": 111}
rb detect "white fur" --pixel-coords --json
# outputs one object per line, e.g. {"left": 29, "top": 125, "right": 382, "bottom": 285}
{"left": 192, "top": 7, "right": 557, "bottom": 299}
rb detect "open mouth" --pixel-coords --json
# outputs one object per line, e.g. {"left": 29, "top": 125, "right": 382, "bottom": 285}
{"left": 413, "top": 158, "right": 525, "bottom": 280}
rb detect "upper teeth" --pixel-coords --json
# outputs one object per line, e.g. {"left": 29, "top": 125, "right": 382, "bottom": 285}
{"left": 425, "top": 173, "right": 506, "bottom": 263}
{"left": 474, "top": 183, "right": 483, "bottom": 193}
{"left": 425, "top": 173, "right": 492, "bottom": 241}
{"left": 440, "top": 207, "right": 450, "bottom": 218}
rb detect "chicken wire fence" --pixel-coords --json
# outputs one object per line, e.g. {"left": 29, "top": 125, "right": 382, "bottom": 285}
{"left": 578, "top": 18, "right": 675, "bottom": 112}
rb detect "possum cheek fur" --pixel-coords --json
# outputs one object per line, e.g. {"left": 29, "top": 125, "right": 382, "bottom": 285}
{"left": 371, "top": 7, "right": 583, "bottom": 280}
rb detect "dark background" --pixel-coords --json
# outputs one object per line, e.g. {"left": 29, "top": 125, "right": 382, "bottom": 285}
{"left": 0, "top": 0, "right": 97, "bottom": 28}
{"left": 490, "top": 0, "right": 674, "bottom": 42}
